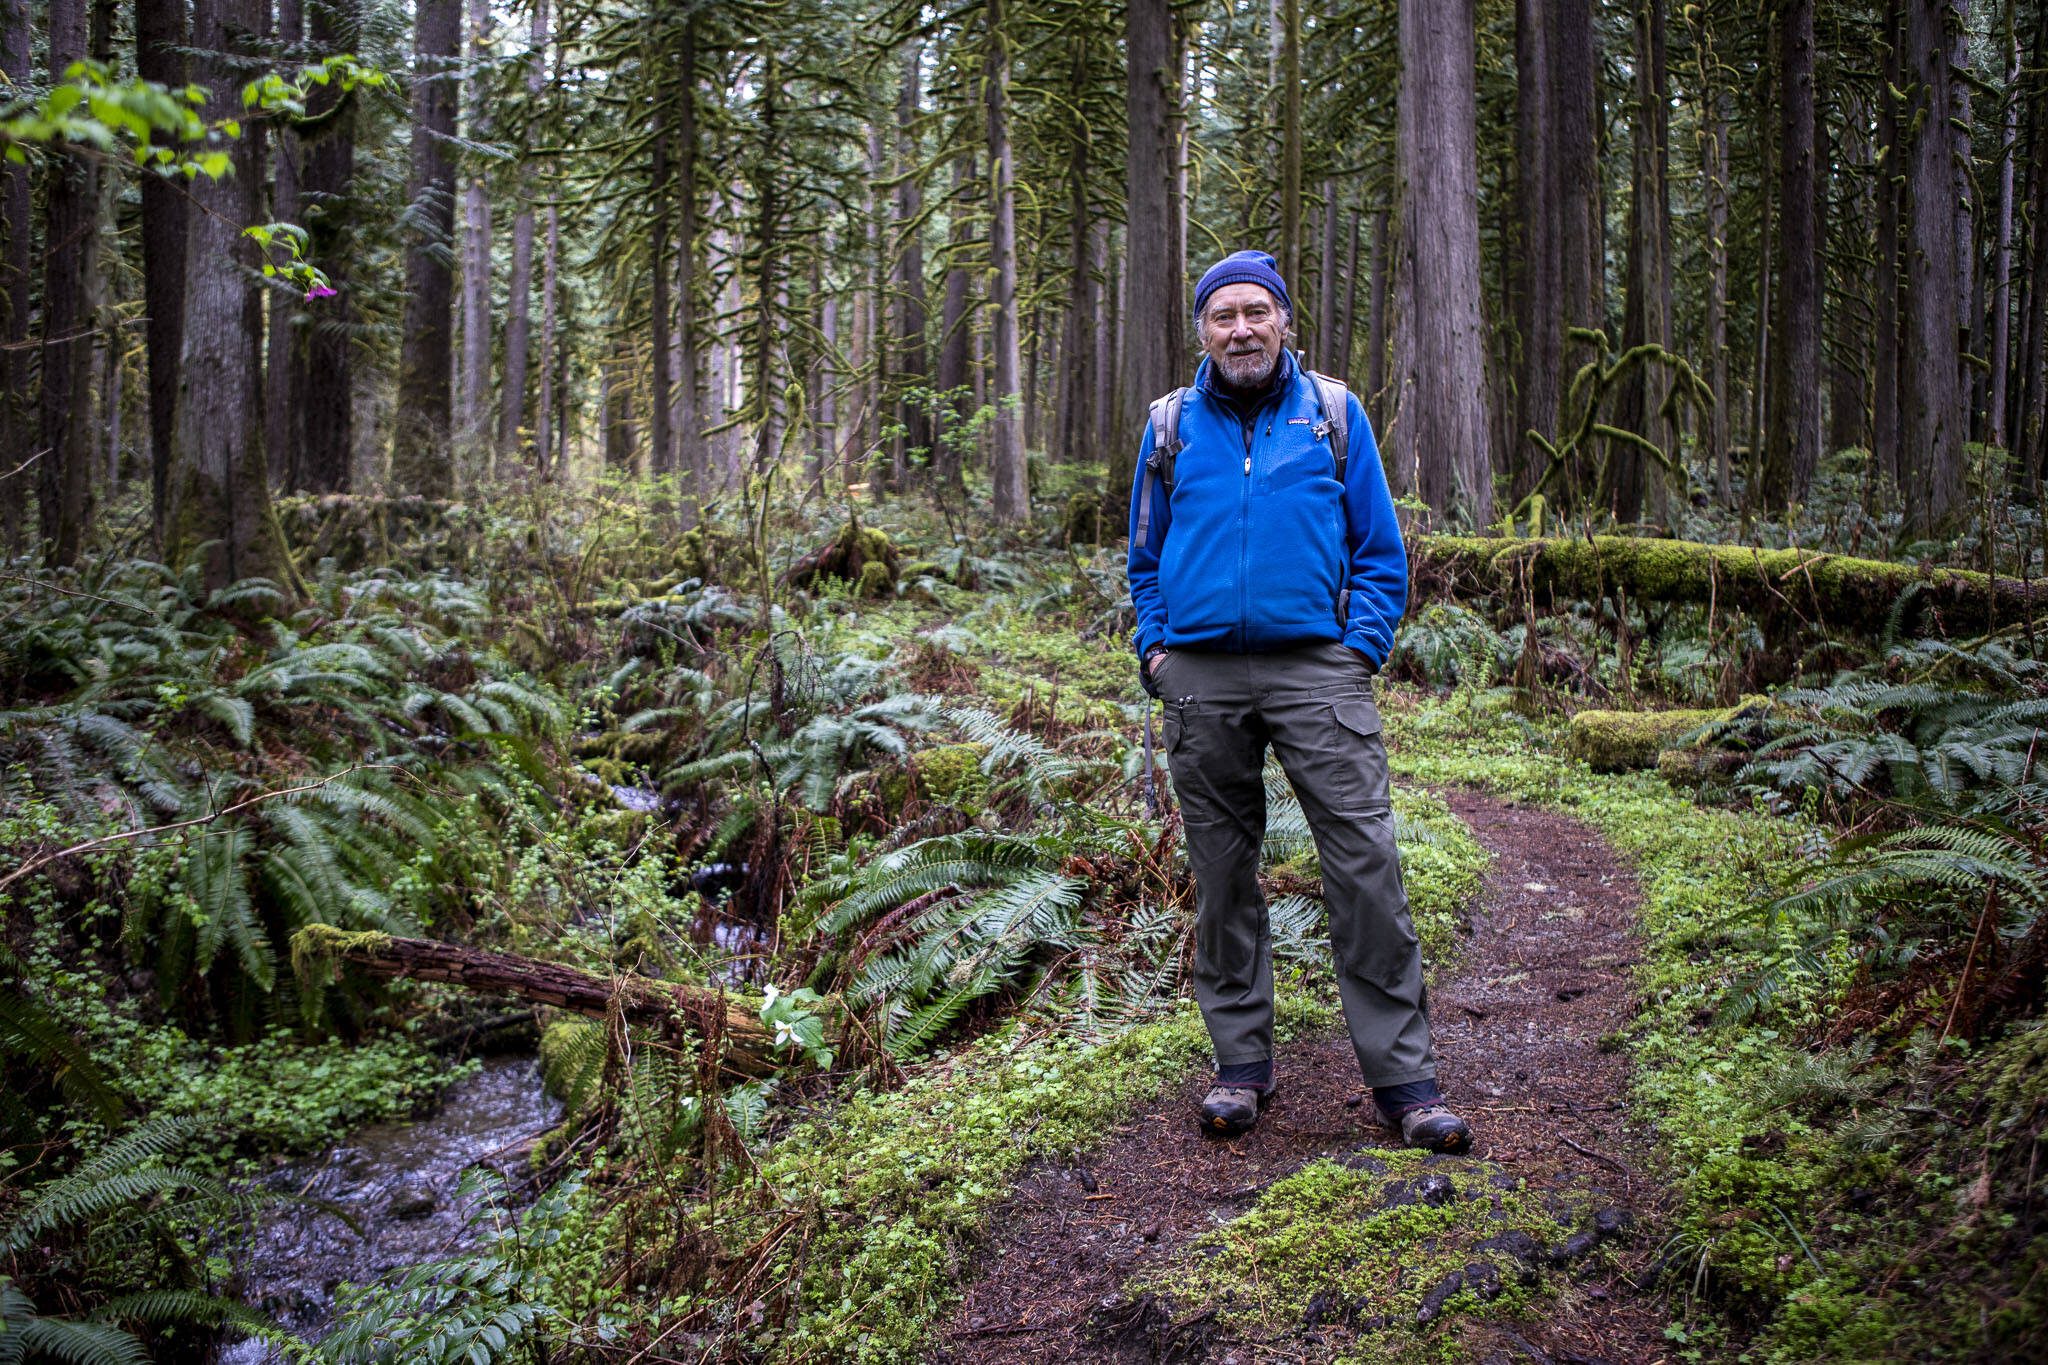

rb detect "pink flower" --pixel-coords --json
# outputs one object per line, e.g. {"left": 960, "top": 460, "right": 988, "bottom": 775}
{"left": 305, "top": 283, "right": 338, "bottom": 301}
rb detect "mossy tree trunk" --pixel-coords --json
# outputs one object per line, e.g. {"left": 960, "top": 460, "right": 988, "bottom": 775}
{"left": 293, "top": 927, "right": 800, "bottom": 1083}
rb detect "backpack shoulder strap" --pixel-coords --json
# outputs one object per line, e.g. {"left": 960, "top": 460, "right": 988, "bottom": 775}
{"left": 1134, "top": 387, "right": 1188, "bottom": 544}
{"left": 1307, "top": 370, "right": 1350, "bottom": 482}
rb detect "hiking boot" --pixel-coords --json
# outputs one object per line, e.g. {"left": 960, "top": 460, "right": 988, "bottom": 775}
{"left": 1198, "top": 1082, "right": 1273, "bottom": 1137}
{"left": 1389, "top": 1103, "right": 1472, "bottom": 1154}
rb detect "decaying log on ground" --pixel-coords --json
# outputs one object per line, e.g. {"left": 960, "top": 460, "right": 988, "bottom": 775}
{"left": 291, "top": 925, "right": 791, "bottom": 1080}
{"left": 1412, "top": 535, "right": 2047, "bottom": 636}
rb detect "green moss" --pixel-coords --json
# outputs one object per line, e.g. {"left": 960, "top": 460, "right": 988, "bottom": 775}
{"left": 1565, "top": 706, "right": 1727, "bottom": 772}
{"left": 855, "top": 559, "right": 895, "bottom": 599}
{"left": 1391, "top": 787, "right": 1489, "bottom": 963}
{"left": 1137, "top": 1151, "right": 1569, "bottom": 1349}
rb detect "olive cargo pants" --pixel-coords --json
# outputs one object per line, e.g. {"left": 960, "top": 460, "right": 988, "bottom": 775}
{"left": 1155, "top": 641, "right": 1438, "bottom": 1088}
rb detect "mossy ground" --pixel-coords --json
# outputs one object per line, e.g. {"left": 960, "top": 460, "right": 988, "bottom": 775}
{"left": 1135, "top": 1149, "right": 1577, "bottom": 1360}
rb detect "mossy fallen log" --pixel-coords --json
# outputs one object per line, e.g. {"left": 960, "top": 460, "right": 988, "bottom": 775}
{"left": 290, "top": 925, "right": 796, "bottom": 1082}
{"left": 1413, "top": 535, "right": 2047, "bottom": 636}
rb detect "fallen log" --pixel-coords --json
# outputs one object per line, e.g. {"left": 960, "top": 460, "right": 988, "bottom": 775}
{"left": 291, "top": 926, "right": 791, "bottom": 1081}
{"left": 1412, "top": 535, "right": 2047, "bottom": 637}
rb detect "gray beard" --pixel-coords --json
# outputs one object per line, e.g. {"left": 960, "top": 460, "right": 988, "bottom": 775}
{"left": 1215, "top": 349, "right": 1278, "bottom": 390}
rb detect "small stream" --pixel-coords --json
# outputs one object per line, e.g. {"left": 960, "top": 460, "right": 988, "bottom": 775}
{"left": 220, "top": 1055, "right": 562, "bottom": 1360}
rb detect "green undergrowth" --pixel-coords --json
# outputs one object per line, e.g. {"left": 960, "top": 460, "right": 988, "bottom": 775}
{"left": 557, "top": 999, "right": 1261, "bottom": 1362}
{"left": 1133, "top": 1149, "right": 1579, "bottom": 1362}
{"left": 1381, "top": 686, "right": 2031, "bottom": 1361}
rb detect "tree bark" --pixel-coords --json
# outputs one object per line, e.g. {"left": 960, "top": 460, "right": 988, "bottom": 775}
{"left": 498, "top": 0, "right": 545, "bottom": 463}
{"left": 1902, "top": 0, "right": 1967, "bottom": 533}
{"left": 1759, "top": 0, "right": 1820, "bottom": 511}
{"left": 1395, "top": 0, "right": 1493, "bottom": 527}
{"left": 293, "top": 927, "right": 789, "bottom": 1082}
{"left": 392, "top": 0, "right": 460, "bottom": 497}
{"left": 457, "top": 0, "right": 492, "bottom": 468}
{"left": 672, "top": 18, "right": 704, "bottom": 512}
{"left": 986, "top": 0, "right": 1028, "bottom": 525}
{"left": 38, "top": 0, "right": 96, "bottom": 565}
{"left": 1114, "top": 0, "right": 1181, "bottom": 520}
{"left": 165, "top": 0, "right": 285, "bottom": 590}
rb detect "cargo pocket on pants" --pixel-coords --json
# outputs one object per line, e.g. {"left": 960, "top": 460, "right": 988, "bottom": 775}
{"left": 1331, "top": 698, "right": 1390, "bottom": 811}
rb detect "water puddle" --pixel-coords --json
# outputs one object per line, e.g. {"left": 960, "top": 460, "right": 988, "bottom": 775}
{"left": 221, "top": 1054, "right": 562, "bottom": 1359}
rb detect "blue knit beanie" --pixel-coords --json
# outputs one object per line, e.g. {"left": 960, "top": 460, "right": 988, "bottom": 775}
{"left": 1194, "top": 250, "right": 1292, "bottom": 324}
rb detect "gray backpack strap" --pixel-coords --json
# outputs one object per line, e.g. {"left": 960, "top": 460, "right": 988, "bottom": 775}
{"left": 1308, "top": 370, "right": 1350, "bottom": 482}
{"left": 1134, "top": 387, "right": 1188, "bottom": 545}
{"left": 1309, "top": 370, "right": 1354, "bottom": 631}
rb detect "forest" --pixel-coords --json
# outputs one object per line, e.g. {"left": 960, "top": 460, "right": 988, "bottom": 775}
{"left": 2, "top": 0, "right": 2047, "bottom": 1359}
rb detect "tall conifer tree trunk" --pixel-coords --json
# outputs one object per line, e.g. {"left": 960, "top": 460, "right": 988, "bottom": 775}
{"left": 393, "top": 0, "right": 460, "bottom": 496}
{"left": 935, "top": 152, "right": 973, "bottom": 493}
{"left": 1761, "top": 0, "right": 1821, "bottom": 509}
{"left": 1608, "top": 0, "right": 1672, "bottom": 524}
{"left": 1902, "top": 0, "right": 1966, "bottom": 530}
{"left": 39, "top": 0, "right": 96, "bottom": 564}
{"left": 2018, "top": 0, "right": 2048, "bottom": 481}
{"left": 0, "top": 0, "right": 30, "bottom": 552}
{"left": 1279, "top": 0, "right": 1302, "bottom": 290}
{"left": 498, "top": 0, "right": 546, "bottom": 462}
{"left": 166, "top": 0, "right": 284, "bottom": 589}
{"left": 1704, "top": 84, "right": 1733, "bottom": 502}
{"left": 649, "top": 124, "right": 673, "bottom": 482}
{"left": 136, "top": 0, "right": 186, "bottom": 529}
{"left": 986, "top": 0, "right": 1028, "bottom": 524}
{"left": 266, "top": 0, "right": 304, "bottom": 487}
{"left": 672, "top": 19, "right": 705, "bottom": 509}
{"left": 1395, "top": 0, "right": 1493, "bottom": 526}
{"left": 293, "top": 0, "right": 360, "bottom": 494}
{"left": 893, "top": 44, "right": 931, "bottom": 480}
{"left": 1553, "top": 0, "right": 1603, "bottom": 389}
{"left": 1115, "top": 0, "right": 1181, "bottom": 517}
{"left": 1058, "top": 54, "right": 1094, "bottom": 466}
{"left": 1511, "top": 0, "right": 1556, "bottom": 504}
{"left": 1875, "top": 1, "right": 1905, "bottom": 492}
{"left": 1988, "top": 18, "right": 2017, "bottom": 451}
{"left": 458, "top": 0, "right": 492, "bottom": 466}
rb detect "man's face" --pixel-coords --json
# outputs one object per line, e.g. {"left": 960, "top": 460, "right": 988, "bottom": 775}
{"left": 1201, "top": 282, "right": 1285, "bottom": 389}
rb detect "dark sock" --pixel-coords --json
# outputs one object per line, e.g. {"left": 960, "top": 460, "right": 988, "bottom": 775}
{"left": 1217, "top": 1059, "right": 1273, "bottom": 1091}
{"left": 1373, "top": 1078, "right": 1443, "bottom": 1121}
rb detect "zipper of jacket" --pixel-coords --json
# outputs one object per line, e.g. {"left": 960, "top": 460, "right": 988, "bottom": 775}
{"left": 1239, "top": 414, "right": 1252, "bottom": 652}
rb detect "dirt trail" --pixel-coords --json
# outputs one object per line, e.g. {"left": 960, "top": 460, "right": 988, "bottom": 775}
{"left": 934, "top": 790, "right": 1671, "bottom": 1364}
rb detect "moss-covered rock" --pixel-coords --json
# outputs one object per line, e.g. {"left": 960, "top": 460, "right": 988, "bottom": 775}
{"left": 1566, "top": 696, "right": 1771, "bottom": 772}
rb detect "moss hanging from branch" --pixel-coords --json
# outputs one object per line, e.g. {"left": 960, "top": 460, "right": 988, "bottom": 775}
{"left": 1412, "top": 534, "right": 2048, "bottom": 637}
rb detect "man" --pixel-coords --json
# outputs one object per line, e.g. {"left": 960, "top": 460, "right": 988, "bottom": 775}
{"left": 1126, "top": 249, "right": 1470, "bottom": 1154}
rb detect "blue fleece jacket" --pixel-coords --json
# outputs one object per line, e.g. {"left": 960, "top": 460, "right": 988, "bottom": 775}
{"left": 1126, "top": 352, "right": 1407, "bottom": 667}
